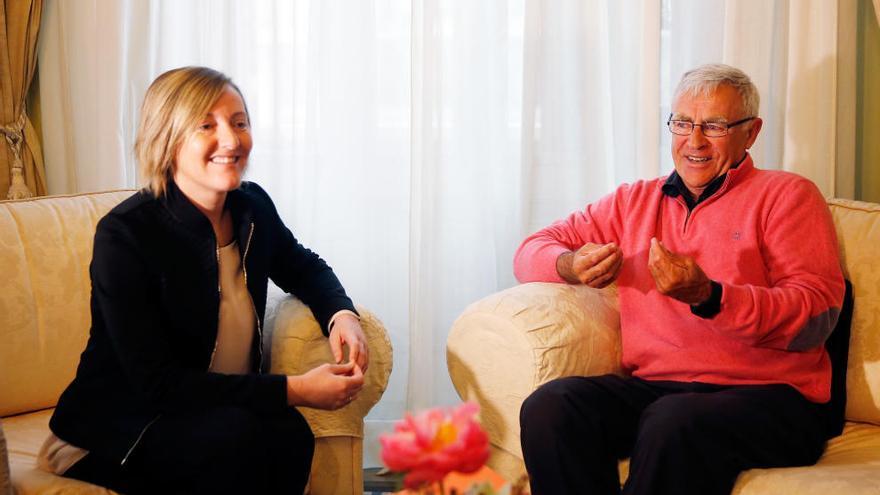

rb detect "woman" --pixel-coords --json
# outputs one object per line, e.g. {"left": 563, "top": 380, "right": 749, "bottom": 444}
{"left": 39, "top": 67, "right": 369, "bottom": 494}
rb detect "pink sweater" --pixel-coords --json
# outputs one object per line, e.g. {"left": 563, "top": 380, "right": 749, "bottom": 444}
{"left": 514, "top": 156, "right": 845, "bottom": 403}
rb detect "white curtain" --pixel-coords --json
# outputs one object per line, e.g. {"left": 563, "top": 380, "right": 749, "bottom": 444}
{"left": 37, "top": 0, "right": 847, "bottom": 467}
{"left": 520, "top": 1, "right": 662, "bottom": 234}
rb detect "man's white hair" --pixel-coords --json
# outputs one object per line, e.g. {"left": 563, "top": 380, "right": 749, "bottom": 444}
{"left": 674, "top": 63, "right": 760, "bottom": 118}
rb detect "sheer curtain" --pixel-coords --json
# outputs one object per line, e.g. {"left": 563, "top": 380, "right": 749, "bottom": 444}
{"left": 37, "top": 0, "right": 847, "bottom": 467}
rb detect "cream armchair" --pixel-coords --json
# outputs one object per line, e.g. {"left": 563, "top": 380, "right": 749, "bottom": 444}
{"left": 268, "top": 296, "right": 392, "bottom": 494}
{"left": 447, "top": 198, "right": 880, "bottom": 495}
{"left": 0, "top": 190, "right": 392, "bottom": 495}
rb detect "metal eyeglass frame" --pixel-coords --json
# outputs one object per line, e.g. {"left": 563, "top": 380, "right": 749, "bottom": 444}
{"left": 666, "top": 114, "right": 755, "bottom": 137}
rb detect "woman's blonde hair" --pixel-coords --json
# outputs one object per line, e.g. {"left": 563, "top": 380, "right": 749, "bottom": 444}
{"left": 135, "top": 66, "right": 248, "bottom": 197}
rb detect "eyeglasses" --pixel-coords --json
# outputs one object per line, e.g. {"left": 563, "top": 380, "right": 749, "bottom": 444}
{"left": 666, "top": 115, "right": 755, "bottom": 137}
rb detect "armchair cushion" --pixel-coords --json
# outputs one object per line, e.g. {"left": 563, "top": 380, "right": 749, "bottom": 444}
{"left": 3, "top": 410, "right": 115, "bottom": 495}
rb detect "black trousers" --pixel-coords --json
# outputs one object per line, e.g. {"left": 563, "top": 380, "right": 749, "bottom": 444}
{"left": 64, "top": 406, "right": 314, "bottom": 495}
{"left": 520, "top": 374, "right": 830, "bottom": 495}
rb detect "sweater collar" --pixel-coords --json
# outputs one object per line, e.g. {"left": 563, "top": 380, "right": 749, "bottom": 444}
{"left": 661, "top": 154, "right": 754, "bottom": 209}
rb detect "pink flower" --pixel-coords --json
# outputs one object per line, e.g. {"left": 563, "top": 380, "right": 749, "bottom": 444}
{"left": 380, "top": 401, "right": 490, "bottom": 489}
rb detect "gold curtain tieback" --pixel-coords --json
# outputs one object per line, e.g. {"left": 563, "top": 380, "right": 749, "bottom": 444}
{"left": 2, "top": 112, "right": 34, "bottom": 199}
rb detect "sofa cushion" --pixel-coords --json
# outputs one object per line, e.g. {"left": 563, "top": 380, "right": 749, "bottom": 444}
{"left": 4, "top": 409, "right": 116, "bottom": 495}
{"left": 732, "top": 421, "right": 880, "bottom": 495}
{"left": 615, "top": 422, "right": 880, "bottom": 494}
{"left": 827, "top": 199, "right": 880, "bottom": 426}
{"left": 0, "top": 191, "right": 133, "bottom": 417}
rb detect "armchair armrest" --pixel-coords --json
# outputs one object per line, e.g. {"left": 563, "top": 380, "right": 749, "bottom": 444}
{"left": 446, "top": 282, "right": 621, "bottom": 479}
{"left": 269, "top": 297, "right": 393, "bottom": 436}
{"left": 1, "top": 420, "right": 11, "bottom": 495}
{"left": 268, "top": 296, "right": 392, "bottom": 495}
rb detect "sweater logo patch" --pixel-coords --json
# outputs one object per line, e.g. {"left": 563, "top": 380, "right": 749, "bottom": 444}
{"left": 732, "top": 231, "right": 741, "bottom": 240}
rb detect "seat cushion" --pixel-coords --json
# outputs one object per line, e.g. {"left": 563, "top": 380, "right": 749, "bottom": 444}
{"left": 615, "top": 422, "right": 880, "bottom": 494}
{"left": 3, "top": 409, "right": 116, "bottom": 495}
{"left": 732, "top": 421, "right": 880, "bottom": 495}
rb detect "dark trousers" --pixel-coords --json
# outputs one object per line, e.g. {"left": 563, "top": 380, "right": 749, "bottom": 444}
{"left": 64, "top": 406, "right": 314, "bottom": 495}
{"left": 520, "top": 374, "right": 830, "bottom": 495}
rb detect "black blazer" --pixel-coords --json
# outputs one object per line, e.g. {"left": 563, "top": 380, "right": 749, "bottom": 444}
{"left": 50, "top": 181, "right": 356, "bottom": 464}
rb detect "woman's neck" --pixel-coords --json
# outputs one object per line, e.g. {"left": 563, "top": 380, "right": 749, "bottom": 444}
{"left": 173, "top": 180, "right": 231, "bottom": 243}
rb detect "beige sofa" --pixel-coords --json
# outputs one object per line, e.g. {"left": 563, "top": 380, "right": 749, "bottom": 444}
{"left": 0, "top": 190, "right": 392, "bottom": 495}
{"left": 448, "top": 198, "right": 880, "bottom": 494}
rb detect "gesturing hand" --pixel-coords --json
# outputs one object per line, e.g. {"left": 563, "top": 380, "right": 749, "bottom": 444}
{"left": 557, "top": 242, "right": 624, "bottom": 288}
{"left": 286, "top": 361, "right": 365, "bottom": 410}
{"left": 328, "top": 313, "right": 369, "bottom": 373}
{"left": 647, "top": 238, "right": 712, "bottom": 305}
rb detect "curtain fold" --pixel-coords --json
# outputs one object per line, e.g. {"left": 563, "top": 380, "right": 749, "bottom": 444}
{"left": 782, "top": 0, "right": 840, "bottom": 196}
{"left": 522, "top": 0, "right": 660, "bottom": 233}
{"left": 39, "top": 0, "right": 135, "bottom": 195}
{"left": 1, "top": 0, "right": 46, "bottom": 199}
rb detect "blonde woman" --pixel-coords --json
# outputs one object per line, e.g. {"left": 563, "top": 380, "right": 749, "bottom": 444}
{"left": 40, "top": 67, "right": 368, "bottom": 494}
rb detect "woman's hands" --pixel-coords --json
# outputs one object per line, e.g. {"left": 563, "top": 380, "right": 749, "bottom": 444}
{"left": 285, "top": 312, "right": 371, "bottom": 410}
{"left": 328, "top": 313, "right": 369, "bottom": 373}
{"left": 286, "top": 361, "right": 364, "bottom": 410}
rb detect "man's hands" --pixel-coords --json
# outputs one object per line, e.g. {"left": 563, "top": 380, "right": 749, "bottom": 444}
{"left": 556, "top": 238, "right": 712, "bottom": 306}
{"left": 286, "top": 361, "right": 364, "bottom": 410}
{"left": 556, "top": 242, "right": 623, "bottom": 288}
{"left": 648, "top": 238, "right": 712, "bottom": 305}
{"left": 328, "top": 313, "right": 369, "bottom": 373}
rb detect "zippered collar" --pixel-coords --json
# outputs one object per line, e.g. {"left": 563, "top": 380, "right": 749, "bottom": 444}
{"left": 225, "top": 185, "right": 257, "bottom": 255}
{"left": 159, "top": 180, "right": 255, "bottom": 245}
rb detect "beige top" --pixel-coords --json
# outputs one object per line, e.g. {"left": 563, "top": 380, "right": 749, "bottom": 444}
{"left": 210, "top": 240, "right": 256, "bottom": 374}
{"left": 39, "top": 241, "right": 257, "bottom": 475}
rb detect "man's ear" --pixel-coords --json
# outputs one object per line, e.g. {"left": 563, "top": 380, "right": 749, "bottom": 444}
{"left": 745, "top": 117, "right": 763, "bottom": 149}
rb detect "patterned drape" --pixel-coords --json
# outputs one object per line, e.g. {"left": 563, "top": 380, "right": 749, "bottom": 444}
{"left": 1, "top": 0, "right": 45, "bottom": 199}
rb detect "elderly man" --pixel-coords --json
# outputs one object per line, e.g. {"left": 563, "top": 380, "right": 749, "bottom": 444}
{"left": 515, "top": 64, "right": 845, "bottom": 495}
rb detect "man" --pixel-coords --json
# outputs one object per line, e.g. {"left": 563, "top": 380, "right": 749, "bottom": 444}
{"left": 515, "top": 64, "right": 845, "bottom": 495}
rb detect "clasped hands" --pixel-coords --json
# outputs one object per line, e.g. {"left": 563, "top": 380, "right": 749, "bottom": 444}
{"left": 558, "top": 238, "right": 711, "bottom": 305}
{"left": 286, "top": 313, "right": 369, "bottom": 410}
